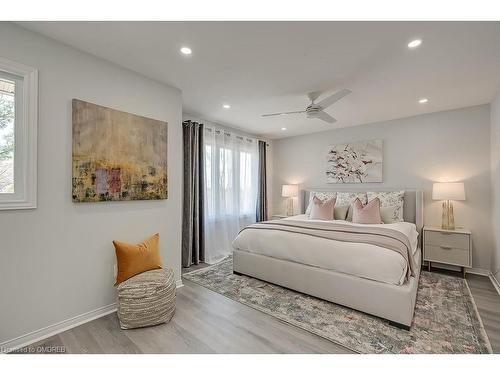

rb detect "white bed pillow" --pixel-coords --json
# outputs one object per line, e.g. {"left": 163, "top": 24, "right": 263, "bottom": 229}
{"left": 336, "top": 192, "right": 368, "bottom": 221}
{"left": 367, "top": 191, "right": 405, "bottom": 223}
{"left": 305, "top": 191, "right": 337, "bottom": 215}
{"left": 333, "top": 205, "right": 349, "bottom": 221}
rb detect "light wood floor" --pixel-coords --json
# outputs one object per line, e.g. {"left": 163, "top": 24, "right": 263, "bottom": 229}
{"left": 16, "top": 270, "right": 500, "bottom": 354}
{"left": 466, "top": 274, "right": 500, "bottom": 351}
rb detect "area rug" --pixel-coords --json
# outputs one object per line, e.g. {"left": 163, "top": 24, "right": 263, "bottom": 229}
{"left": 183, "top": 257, "right": 492, "bottom": 354}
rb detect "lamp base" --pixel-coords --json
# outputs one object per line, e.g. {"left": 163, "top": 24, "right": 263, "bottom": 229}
{"left": 441, "top": 200, "right": 455, "bottom": 230}
{"left": 286, "top": 198, "right": 294, "bottom": 216}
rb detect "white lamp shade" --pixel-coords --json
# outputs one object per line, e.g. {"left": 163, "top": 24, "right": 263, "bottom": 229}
{"left": 432, "top": 182, "right": 465, "bottom": 201}
{"left": 282, "top": 184, "right": 298, "bottom": 197}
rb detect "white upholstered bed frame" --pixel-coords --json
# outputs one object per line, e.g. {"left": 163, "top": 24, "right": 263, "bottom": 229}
{"left": 233, "top": 189, "right": 424, "bottom": 329}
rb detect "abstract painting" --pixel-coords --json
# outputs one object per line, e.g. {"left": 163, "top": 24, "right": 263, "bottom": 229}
{"left": 72, "top": 99, "right": 168, "bottom": 202}
{"left": 326, "top": 139, "right": 382, "bottom": 183}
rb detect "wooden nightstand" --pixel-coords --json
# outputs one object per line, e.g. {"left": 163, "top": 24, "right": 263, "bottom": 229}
{"left": 423, "top": 226, "right": 472, "bottom": 278}
{"left": 271, "top": 214, "right": 290, "bottom": 220}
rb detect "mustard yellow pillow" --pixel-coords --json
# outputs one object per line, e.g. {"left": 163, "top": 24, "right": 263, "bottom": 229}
{"left": 113, "top": 233, "right": 162, "bottom": 286}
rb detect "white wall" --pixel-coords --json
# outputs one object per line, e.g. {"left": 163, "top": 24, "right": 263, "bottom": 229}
{"left": 491, "top": 92, "right": 500, "bottom": 280}
{"left": 0, "top": 23, "right": 183, "bottom": 344}
{"left": 273, "top": 105, "right": 493, "bottom": 271}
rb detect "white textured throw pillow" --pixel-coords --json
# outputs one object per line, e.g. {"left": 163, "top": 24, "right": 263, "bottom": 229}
{"left": 367, "top": 191, "right": 405, "bottom": 223}
{"left": 336, "top": 192, "right": 367, "bottom": 206}
{"left": 380, "top": 206, "right": 402, "bottom": 224}
{"left": 305, "top": 191, "right": 337, "bottom": 215}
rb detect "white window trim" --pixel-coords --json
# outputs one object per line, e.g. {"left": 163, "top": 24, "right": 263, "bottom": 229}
{"left": 0, "top": 57, "right": 38, "bottom": 210}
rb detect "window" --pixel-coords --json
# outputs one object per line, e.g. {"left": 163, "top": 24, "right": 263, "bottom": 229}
{"left": 239, "top": 151, "right": 254, "bottom": 215}
{"left": 204, "top": 138, "right": 258, "bottom": 219}
{"left": 0, "top": 76, "right": 15, "bottom": 193}
{"left": 0, "top": 58, "right": 38, "bottom": 210}
{"left": 203, "top": 127, "right": 259, "bottom": 263}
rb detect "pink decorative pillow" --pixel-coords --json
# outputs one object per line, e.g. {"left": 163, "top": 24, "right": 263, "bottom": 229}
{"left": 352, "top": 198, "right": 382, "bottom": 224}
{"left": 309, "top": 196, "right": 336, "bottom": 221}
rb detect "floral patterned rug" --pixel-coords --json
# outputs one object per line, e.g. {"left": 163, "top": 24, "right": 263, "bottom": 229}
{"left": 183, "top": 257, "right": 492, "bottom": 354}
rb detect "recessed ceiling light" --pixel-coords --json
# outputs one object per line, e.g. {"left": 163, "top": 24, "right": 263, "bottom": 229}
{"left": 180, "top": 46, "right": 192, "bottom": 55}
{"left": 418, "top": 98, "right": 428, "bottom": 104}
{"left": 281, "top": 127, "right": 287, "bottom": 131}
{"left": 222, "top": 104, "right": 231, "bottom": 109}
{"left": 408, "top": 39, "right": 422, "bottom": 49}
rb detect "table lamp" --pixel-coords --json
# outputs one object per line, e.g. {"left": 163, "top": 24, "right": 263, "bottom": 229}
{"left": 282, "top": 184, "right": 298, "bottom": 216}
{"left": 432, "top": 182, "right": 465, "bottom": 230}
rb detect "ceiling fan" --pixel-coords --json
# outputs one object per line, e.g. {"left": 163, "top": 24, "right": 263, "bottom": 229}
{"left": 261, "top": 88, "right": 351, "bottom": 124}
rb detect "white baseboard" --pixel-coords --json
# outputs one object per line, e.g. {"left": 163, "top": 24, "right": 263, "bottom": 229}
{"left": 467, "top": 267, "right": 491, "bottom": 276}
{"left": 1, "top": 278, "right": 185, "bottom": 353}
{"left": 463, "top": 266, "right": 500, "bottom": 297}
{"left": 463, "top": 267, "right": 500, "bottom": 297}
{"left": 0, "top": 303, "right": 117, "bottom": 354}
{"left": 490, "top": 272, "right": 500, "bottom": 297}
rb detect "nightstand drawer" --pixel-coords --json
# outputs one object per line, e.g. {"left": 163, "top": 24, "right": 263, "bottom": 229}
{"left": 424, "top": 245, "right": 470, "bottom": 267}
{"left": 424, "top": 231, "right": 469, "bottom": 250}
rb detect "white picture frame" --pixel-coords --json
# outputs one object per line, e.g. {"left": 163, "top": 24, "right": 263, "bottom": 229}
{"left": 326, "top": 139, "right": 383, "bottom": 183}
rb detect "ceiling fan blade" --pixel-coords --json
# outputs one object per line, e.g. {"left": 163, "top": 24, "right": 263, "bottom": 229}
{"left": 307, "top": 91, "right": 322, "bottom": 103}
{"left": 315, "top": 111, "right": 337, "bottom": 124}
{"left": 261, "top": 110, "right": 306, "bottom": 117}
{"left": 317, "top": 89, "right": 351, "bottom": 110}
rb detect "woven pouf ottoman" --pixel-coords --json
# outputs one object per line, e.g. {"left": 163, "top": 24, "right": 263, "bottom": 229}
{"left": 117, "top": 268, "right": 176, "bottom": 329}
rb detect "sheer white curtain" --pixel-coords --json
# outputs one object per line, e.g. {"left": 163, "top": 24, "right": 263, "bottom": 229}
{"left": 203, "top": 127, "right": 259, "bottom": 263}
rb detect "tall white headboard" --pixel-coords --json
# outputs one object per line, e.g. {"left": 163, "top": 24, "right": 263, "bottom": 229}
{"left": 300, "top": 188, "right": 424, "bottom": 234}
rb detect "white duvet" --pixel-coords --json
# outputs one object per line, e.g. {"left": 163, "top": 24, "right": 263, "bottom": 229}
{"left": 232, "top": 215, "right": 419, "bottom": 285}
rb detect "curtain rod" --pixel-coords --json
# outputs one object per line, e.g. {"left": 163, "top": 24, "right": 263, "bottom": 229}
{"left": 204, "top": 126, "right": 270, "bottom": 147}
{"left": 183, "top": 120, "right": 270, "bottom": 147}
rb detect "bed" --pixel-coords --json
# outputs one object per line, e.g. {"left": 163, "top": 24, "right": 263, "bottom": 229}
{"left": 232, "top": 189, "right": 423, "bottom": 329}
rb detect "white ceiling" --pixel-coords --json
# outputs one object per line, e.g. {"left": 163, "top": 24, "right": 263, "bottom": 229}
{"left": 18, "top": 21, "right": 500, "bottom": 139}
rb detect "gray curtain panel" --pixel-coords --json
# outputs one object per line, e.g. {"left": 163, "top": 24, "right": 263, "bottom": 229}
{"left": 182, "top": 120, "right": 205, "bottom": 267}
{"left": 256, "top": 140, "right": 268, "bottom": 222}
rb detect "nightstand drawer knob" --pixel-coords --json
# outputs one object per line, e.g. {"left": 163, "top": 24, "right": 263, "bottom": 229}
{"left": 440, "top": 245, "right": 452, "bottom": 250}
